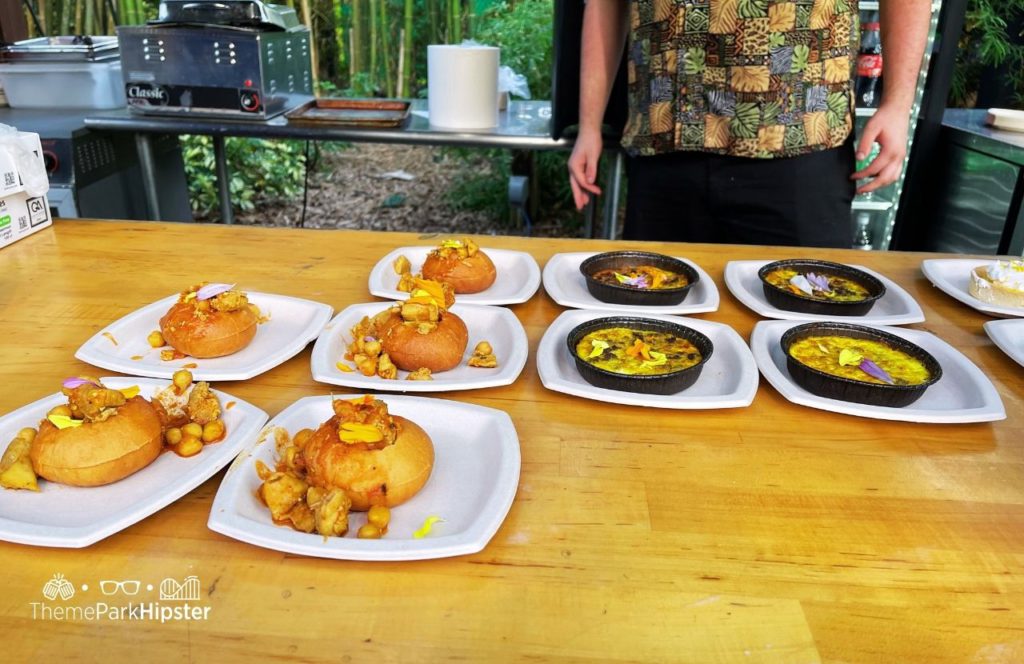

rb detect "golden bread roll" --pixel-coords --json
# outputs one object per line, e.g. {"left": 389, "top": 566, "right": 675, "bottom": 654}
{"left": 303, "top": 414, "right": 434, "bottom": 510}
{"left": 421, "top": 249, "right": 496, "bottom": 293}
{"left": 378, "top": 308, "right": 468, "bottom": 372}
{"left": 30, "top": 396, "right": 163, "bottom": 487}
{"left": 160, "top": 300, "right": 258, "bottom": 358}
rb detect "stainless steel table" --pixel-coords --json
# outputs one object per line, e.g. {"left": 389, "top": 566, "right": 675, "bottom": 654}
{"left": 84, "top": 100, "right": 624, "bottom": 237}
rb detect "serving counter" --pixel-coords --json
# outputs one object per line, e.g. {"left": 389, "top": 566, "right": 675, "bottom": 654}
{"left": 1, "top": 220, "right": 1022, "bottom": 663}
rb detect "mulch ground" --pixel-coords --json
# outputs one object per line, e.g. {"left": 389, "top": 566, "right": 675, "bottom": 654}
{"left": 206, "top": 142, "right": 581, "bottom": 237}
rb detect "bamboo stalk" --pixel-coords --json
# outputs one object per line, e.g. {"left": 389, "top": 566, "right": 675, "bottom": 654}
{"left": 402, "top": 0, "right": 413, "bottom": 96}
{"left": 84, "top": 0, "right": 95, "bottom": 34}
{"left": 351, "top": 0, "right": 362, "bottom": 74}
{"left": 369, "top": 0, "right": 378, "bottom": 87}
{"left": 61, "top": 0, "right": 74, "bottom": 32}
{"left": 396, "top": 28, "right": 404, "bottom": 97}
{"left": 75, "top": 0, "right": 85, "bottom": 34}
{"left": 379, "top": 0, "right": 391, "bottom": 96}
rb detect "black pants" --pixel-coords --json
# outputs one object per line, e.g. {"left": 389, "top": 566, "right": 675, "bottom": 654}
{"left": 623, "top": 142, "right": 857, "bottom": 248}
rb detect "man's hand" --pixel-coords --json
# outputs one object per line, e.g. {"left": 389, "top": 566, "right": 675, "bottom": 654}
{"left": 568, "top": 128, "right": 604, "bottom": 210}
{"left": 851, "top": 104, "right": 909, "bottom": 194}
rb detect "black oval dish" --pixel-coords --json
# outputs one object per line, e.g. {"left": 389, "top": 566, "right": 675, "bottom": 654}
{"left": 566, "top": 316, "right": 714, "bottom": 395}
{"left": 580, "top": 251, "right": 700, "bottom": 306}
{"left": 781, "top": 322, "right": 942, "bottom": 408}
{"left": 758, "top": 259, "right": 885, "bottom": 316}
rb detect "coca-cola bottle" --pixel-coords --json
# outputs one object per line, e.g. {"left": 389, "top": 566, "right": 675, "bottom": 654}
{"left": 856, "top": 13, "right": 883, "bottom": 108}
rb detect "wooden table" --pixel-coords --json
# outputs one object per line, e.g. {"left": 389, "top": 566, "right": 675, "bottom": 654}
{"left": 1, "top": 221, "right": 1021, "bottom": 663}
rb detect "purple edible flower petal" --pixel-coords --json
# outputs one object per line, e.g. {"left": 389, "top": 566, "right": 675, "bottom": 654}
{"left": 625, "top": 275, "right": 649, "bottom": 288}
{"left": 859, "top": 358, "right": 894, "bottom": 384}
{"left": 805, "top": 272, "right": 832, "bottom": 293}
{"left": 196, "top": 283, "right": 235, "bottom": 301}
{"left": 364, "top": 336, "right": 376, "bottom": 342}
{"left": 62, "top": 377, "right": 96, "bottom": 389}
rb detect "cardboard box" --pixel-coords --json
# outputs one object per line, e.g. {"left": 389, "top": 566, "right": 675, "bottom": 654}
{"left": 0, "top": 129, "right": 51, "bottom": 249}
{"left": 0, "top": 191, "right": 52, "bottom": 248}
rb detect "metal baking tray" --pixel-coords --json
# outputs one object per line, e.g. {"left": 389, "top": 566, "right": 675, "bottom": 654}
{"left": 285, "top": 98, "right": 411, "bottom": 128}
{"left": 0, "top": 36, "right": 120, "bottom": 62}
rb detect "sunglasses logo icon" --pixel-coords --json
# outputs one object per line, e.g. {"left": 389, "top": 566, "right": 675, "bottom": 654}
{"left": 99, "top": 580, "right": 141, "bottom": 596}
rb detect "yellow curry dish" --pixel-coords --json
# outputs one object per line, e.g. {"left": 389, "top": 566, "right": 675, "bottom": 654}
{"left": 788, "top": 335, "right": 931, "bottom": 386}
{"left": 590, "top": 265, "right": 689, "bottom": 291}
{"left": 575, "top": 327, "right": 703, "bottom": 376}
{"left": 764, "top": 267, "right": 872, "bottom": 302}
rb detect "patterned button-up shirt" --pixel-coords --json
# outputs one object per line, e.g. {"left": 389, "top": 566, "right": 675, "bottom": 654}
{"left": 622, "top": 0, "right": 859, "bottom": 158}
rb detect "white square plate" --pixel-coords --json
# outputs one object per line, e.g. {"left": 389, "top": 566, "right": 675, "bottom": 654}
{"left": 750, "top": 320, "right": 1005, "bottom": 423}
{"left": 541, "top": 252, "right": 720, "bottom": 314}
{"left": 208, "top": 395, "right": 520, "bottom": 561}
{"left": 537, "top": 310, "right": 758, "bottom": 409}
{"left": 0, "top": 377, "right": 268, "bottom": 548}
{"left": 368, "top": 246, "right": 541, "bottom": 305}
{"left": 724, "top": 260, "right": 925, "bottom": 324}
{"left": 984, "top": 319, "right": 1024, "bottom": 368}
{"left": 921, "top": 258, "right": 1024, "bottom": 318}
{"left": 310, "top": 303, "right": 528, "bottom": 392}
{"left": 75, "top": 292, "right": 334, "bottom": 381}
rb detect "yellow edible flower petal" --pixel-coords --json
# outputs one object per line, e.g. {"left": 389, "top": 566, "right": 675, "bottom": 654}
{"left": 441, "top": 239, "right": 463, "bottom": 249}
{"left": 118, "top": 386, "right": 140, "bottom": 399}
{"left": 643, "top": 351, "right": 668, "bottom": 367}
{"left": 838, "top": 349, "right": 863, "bottom": 367}
{"left": 413, "top": 515, "right": 444, "bottom": 539}
{"left": 335, "top": 362, "right": 354, "bottom": 373}
{"left": 588, "top": 340, "right": 609, "bottom": 358}
{"left": 48, "top": 414, "right": 84, "bottom": 429}
{"left": 339, "top": 422, "right": 384, "bottom": 443}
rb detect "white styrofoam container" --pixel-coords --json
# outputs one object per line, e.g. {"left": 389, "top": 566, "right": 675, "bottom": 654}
{"left": 0, "top": 60, "right": 126, "bottom": 109}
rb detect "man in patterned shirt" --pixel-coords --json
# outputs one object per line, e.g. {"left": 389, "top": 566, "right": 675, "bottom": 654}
{"left": 567, "top": 0, "right": 932, "bottom": 247}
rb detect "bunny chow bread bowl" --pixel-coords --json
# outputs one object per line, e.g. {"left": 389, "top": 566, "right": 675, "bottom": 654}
{"left": 257, "top": 396, "right": 435, "bottom": 539}
{"left": 1, "top": 372, "right": 227, "bottom": 491}
{"left": 159, "top": 282, "right": 261, "bottom": 358}
{"left": 348, "top": 278, "right": 469, "bottom": 377}
{"left": 397, "top": 238, "right": 496, "bottom": 294}
{"left": 968, "top": 259, "right": 1024, "bottom": 308}
{"left": 30, "top": 379, "right": 162, "bottom": 487}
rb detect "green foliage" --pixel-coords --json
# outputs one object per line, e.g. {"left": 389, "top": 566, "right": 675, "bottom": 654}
{"left": 445, "top": 0, "right": 575, "bottom": 231}
{"left": 474, "top": 0, "right": 554, "bottom": 98}
{"left": 181, "top": 136, "right": 308, "bottom": 219}
{"left": 950, "top": 0, "right": 1024, "bottom": 107}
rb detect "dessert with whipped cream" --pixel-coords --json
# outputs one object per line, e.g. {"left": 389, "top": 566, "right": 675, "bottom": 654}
{"left": 968, "top": 259, "right": 1024, "bottom": 308}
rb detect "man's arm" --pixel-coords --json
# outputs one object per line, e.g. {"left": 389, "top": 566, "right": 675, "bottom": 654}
{"left": 852, "top": 0, "right": 932, "bottom": 193}
{"left": 567, "top": 0, "right": 629, "bottom": 210}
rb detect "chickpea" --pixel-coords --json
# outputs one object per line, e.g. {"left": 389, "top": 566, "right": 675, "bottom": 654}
{"left": 182, "top": 422, "right": 203, "bottom": 439}
{"left": 172, "top": 369, "right": 193, "bottom": 393}
{"left": 16, "top": 427, "right": 37, "bottom": 443}
{"left": 292, "top": 428, "right": 314, "bottom": 449}
{"left": 147, "top": 331, "right": 166, "bottom": 348}
{"left": 47, "top": 404, "right": 73, "bottom": 418}
{"left": 174, "top": 435, "right": 203, "bottom": 458}
{"left": 357, "top": 523, "right": 382, "bottom": 539}
{"left": 202, "top": 419, "right": 226, "bottom": 443}
{"left": 367, "top": 505, "right": 391, "bottom": 531}
{"left": 474, "top": 341, "right": 493, "bottom": 356}
{"left": 164, "top": 427, "right": 183, "bottom": 446}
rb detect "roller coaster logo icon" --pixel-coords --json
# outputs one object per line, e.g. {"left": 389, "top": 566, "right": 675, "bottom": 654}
{"left": 159, "top": 576, "right": 201, "bottom": 601}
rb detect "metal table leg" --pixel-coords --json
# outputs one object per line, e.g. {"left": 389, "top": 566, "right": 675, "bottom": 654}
{"left": 213, "top": 135, "right": 234, "bottom": 225}
{"left": 602, "top": 150, "right": 624, "bottom": 239}
{"left": 135, "top": 133, "right": 163, "bottom": 221}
